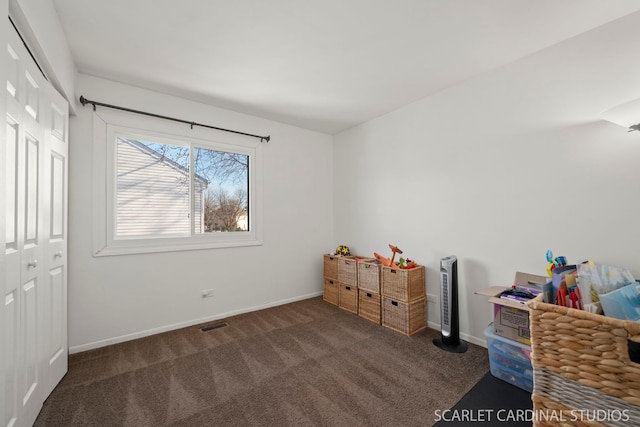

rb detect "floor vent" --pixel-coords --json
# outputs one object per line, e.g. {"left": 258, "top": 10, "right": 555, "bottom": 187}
{"left": 200, "top": 321, "right": 228, "bottom": 332}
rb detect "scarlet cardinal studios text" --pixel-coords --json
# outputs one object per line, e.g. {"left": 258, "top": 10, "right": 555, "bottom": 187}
{"left": 433, "top": 408, "right": 630, "bottom": 423}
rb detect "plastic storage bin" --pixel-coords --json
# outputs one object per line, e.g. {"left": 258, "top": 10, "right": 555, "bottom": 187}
{"left": 485, "top": 324, "right": 533, "bottom": 393}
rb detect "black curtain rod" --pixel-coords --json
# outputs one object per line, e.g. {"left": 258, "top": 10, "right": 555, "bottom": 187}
{"left": 79, "top": 95, "right": 270, "bottom": 142}
{"left": 9, "top": 16, "right": 48, "bottom": 82}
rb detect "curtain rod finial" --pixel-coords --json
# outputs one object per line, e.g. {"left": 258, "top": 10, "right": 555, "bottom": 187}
{"left": 79, "top": 95, "right": 96, "bottom": 110}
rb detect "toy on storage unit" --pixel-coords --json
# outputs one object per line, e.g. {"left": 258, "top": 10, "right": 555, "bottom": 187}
{"left": 397, "top": 257, "right": 418, "bottom": 269}
{"left": 374, "top": 252, "right": 398, "bottom": 268}
{"left": 373, "top": 244, "right": 418, "bottom": 269}
{"left": 335, "top": 245, "right": 350, "bottom": 256}
{"left": 388, "top": 244, "right": 403, "bottom": 267}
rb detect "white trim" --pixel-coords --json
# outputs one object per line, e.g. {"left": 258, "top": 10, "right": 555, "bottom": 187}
{"left": 427, "top": 320, "right": 487, "bottom": 348}
{"left": 69, "top": 291, "right": 323, "bottom": 354}
{"left": 92, "top": 108, "right": 263, "bottom": 256}
{"left": 71, "top": 297, "right": 488, "bottom": 354}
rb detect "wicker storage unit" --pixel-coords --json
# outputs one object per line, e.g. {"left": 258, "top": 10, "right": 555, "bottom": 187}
{"left": 339, "top": 284, "right": 358, "bottom": 314}
{"left": 323, "top": 278, "right": 339, "bottom": 306}
{"left": 382, "top": 296, "right": 426, "bottom": 336}
{"left": 338, "top": 256, "right": 359, "bottom": 286}
{"left": 323, "top": 254, "right": 339, "bottom": 281}
{"left": 528, "top": 295, "right": 640, "bottom": 427}
{"left": 381, "top": 265, "right": 425, "bottom": 302}
{"left": 358, "top": 290, "right": 381, "bottom": 324}
{"left": 357, "top": 259, "right": 381, "bottom": 293}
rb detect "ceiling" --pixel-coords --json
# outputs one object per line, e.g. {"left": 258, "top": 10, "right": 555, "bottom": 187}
{"left": 52, "top": 0, "right": 640, "bottom": 135}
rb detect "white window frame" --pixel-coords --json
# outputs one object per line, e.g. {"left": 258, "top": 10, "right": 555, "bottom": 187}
{"left": 92, "top": 108, "right": 263, "bottom": 256}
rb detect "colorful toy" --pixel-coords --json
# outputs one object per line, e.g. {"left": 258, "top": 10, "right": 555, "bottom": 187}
{"left": 335, "top": 245, "right": 350, "bottom": 256}
{"left": 398, "top": 257, "right": 418, "bottom": 269}
{"left": 545, "top": 250, "right": 567, "bottom": 277}
{"left": 373, "top": 244, "right": 418, "bottom": 269}
{"left": 388, "top": 244, "right": 403, "bottom": 267}
{"left": 373, "top": 252, "right": 398, "bottom": 268}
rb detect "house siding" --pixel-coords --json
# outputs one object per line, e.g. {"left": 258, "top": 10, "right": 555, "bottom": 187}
{"left": 116, "top": 139, "right": 205, "bottom": 236}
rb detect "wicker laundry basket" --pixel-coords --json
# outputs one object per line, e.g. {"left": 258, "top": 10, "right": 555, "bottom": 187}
{"left": 528, "top": 295, "right": 640, "bottom": 426}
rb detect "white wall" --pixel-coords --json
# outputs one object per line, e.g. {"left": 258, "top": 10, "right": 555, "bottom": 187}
{"left": 12, "top": 1, "right": 640, "bottom": 353}
{"left": 333, "top": 12, "right": 640, "bottom": 346}
{"left": 68, "top": 74, "right": 333, "bottom": 352}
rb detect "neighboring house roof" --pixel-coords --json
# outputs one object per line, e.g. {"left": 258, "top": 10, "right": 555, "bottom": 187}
{"left": 119, "top": 138, "right": 209, "bottom": 187}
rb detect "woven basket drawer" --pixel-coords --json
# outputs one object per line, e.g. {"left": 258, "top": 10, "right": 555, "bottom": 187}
{"left": 357, "top": 259, "right": 381, "bottom": 293}
{"left": 528, "top": 295, "right": 640, "bottom": 426}
{"left": 339, "top": 284, "right": 358, "bottom": 314}
{"left": 358, "top": 290, "right": 381, "bottom": 324}
{"left": 382, "top": 296, "right": 426, "bottom": 336}
{"left": 381, "top": 265, "right": 425, "bottom": 302}
{"left": 323, "top": 278, "right": 339, "bottom": 306}
{"left": 338, "top": 256, "right": 358, "bottom": 286}
{"left": 323, "top": 254, "right": 339, "bottom": 280}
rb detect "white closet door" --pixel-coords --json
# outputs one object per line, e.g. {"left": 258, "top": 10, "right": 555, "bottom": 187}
{"left": 4, "top": 21, "right": 69, "bottom": 427}
{"left": 42, "top": 84, "right": 69, "bottom": 398}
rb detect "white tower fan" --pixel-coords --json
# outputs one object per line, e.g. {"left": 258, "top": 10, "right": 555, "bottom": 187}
{"left": 433, "top": 255, "right": 468, "bottom": 353}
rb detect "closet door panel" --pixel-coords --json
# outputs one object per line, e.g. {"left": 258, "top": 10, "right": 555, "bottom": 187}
{"left": 3, "top": 53, "right": 20, "bottom": 427}
{"left": 4, "top": 49, "right": 24, "bottom": 427}
{"left": 43, "top": 92, "right": 68, "bottom": 394}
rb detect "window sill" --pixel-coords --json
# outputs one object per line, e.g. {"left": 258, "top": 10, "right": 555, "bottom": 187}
{"left": 93, "top": 236, "right": 263, "bottom": 257}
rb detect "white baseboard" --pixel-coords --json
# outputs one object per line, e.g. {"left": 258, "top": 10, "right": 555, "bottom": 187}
{"left": 71, "top": 293, "right": 489, "bottom": 354}
{"left": 69, "top": 291, "right": 324, "bottom": 354}
{"left": 427, "top": 321, "right": 487, "bottom": 348}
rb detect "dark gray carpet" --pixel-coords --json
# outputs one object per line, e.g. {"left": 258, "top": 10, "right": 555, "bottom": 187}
{"left": 35, "top": 296, "right": 489, "bottom": 426}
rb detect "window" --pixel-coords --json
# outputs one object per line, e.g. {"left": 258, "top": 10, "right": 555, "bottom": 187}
{"left": 93, "top": 108, "right": 262, "bottom": 256}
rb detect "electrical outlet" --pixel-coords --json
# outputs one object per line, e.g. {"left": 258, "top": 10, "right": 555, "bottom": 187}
{"left": 426, "top": 293, "right": 438, "bottom": 305}
{"left": 201, "top": 289, "right": 214, "bottom": 298}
